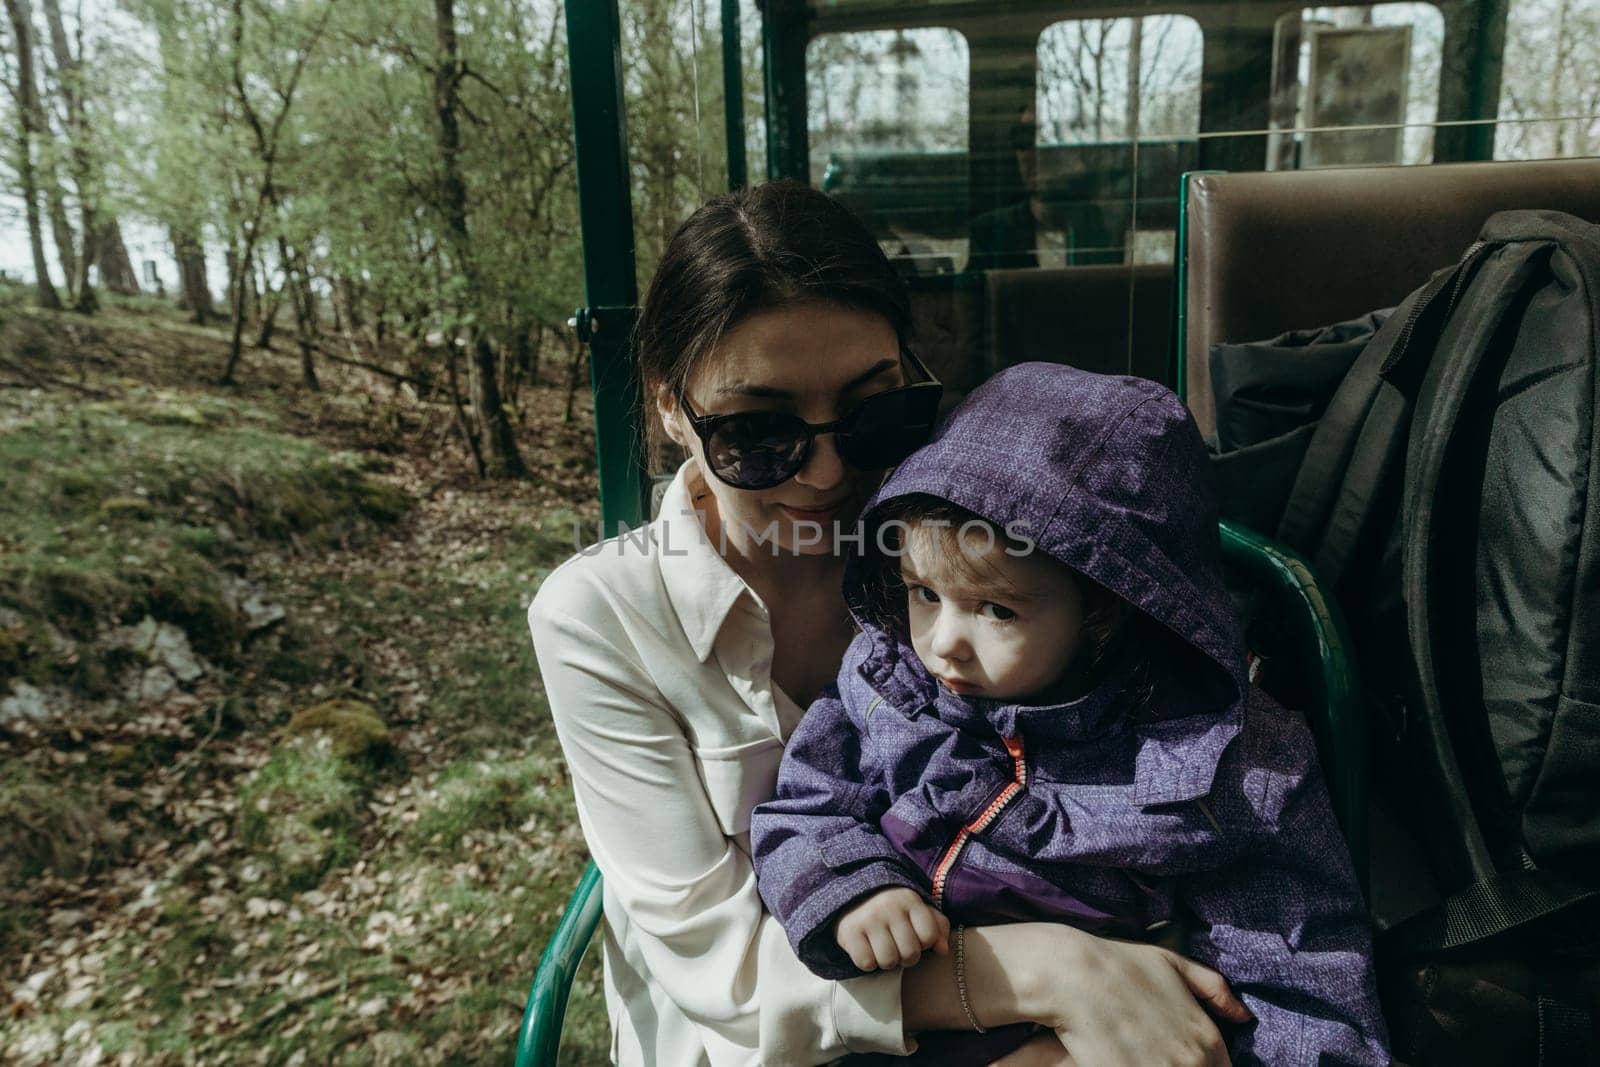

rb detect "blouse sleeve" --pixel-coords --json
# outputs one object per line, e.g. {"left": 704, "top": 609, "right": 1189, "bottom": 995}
{"left": 528, "top": 573, "right": 912, "bottom": 1065}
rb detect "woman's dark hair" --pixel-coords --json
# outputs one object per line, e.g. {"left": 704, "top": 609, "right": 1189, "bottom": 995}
{"left": 634, "top": 180, "right": 912, "bottom": 453}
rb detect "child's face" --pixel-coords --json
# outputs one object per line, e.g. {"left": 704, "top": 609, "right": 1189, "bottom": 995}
{"left": 900, "top": 523, "right": 1086, "bottom": 703}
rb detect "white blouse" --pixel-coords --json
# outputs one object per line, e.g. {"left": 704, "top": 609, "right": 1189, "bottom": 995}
{"left": 527, "top": 463, "right": 911, "bottom": 1066}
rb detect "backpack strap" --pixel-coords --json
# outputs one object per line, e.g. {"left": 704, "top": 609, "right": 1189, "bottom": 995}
{"left": 1387, "top": 867, "right": 1600, "bottom": 957}
{"left": 1275, "top": 246, "right": 1487, "bottom": 586}
{"left": 1401, "top": 239, "right": 1554, "bottom": 884}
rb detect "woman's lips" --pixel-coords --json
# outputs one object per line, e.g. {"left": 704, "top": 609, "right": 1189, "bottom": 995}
{"left": 780, "top": 502, "right": 844, "bottom": 523}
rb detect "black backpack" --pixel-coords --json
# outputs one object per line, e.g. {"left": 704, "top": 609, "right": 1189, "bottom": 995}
{"left": 1217, "top": 209, "right": 1600, "bottom": 1065}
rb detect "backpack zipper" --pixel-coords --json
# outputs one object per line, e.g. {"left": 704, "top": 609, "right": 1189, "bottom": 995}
{"left": 931, "top": 736, "right": 1027, "bottom": 907}
{"left": 1385, "top": 240, "right": 1490, "bottom": 373}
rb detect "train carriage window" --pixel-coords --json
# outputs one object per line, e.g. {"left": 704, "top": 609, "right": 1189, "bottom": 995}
{"left": 1268, "top": 4, "right": 1444, "bottom": 169}
{"left": 1495, "top": 0, "right": 1600, "bottom": 158}
{"left": 1009, "top": 15, "right": 1202, "bottom": 269}
{"left": 806, "top": 29, "right": 971, "bottom": 274}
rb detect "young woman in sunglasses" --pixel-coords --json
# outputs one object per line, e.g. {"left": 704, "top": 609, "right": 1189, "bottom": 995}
{"left": 527, "top": 180, "right": 1251, "bottom": 1067}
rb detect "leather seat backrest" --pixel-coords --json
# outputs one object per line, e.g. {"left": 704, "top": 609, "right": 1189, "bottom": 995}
{"left": 1183, "top": 157, "right": 1600, "bottom": 437}
{"left": 988, "top": 263, "right": 1173, "bottom": 382}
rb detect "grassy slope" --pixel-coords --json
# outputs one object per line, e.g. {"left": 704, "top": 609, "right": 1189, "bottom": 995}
{"left": 0, "top": 290, "right": 609, "bottom": 1065}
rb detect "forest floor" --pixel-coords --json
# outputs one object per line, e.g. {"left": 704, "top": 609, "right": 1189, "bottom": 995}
{"left": 0, "top": 286, "right": 610, "bottom": 1065}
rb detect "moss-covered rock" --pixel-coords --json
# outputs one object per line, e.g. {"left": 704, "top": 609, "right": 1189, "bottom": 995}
{"left": 285, "top": 698, "right": 392, "bottom": 762}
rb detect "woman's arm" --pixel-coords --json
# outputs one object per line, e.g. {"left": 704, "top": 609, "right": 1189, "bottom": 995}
{"left": 903, "top": 923, "right": 1251, "bottom": 1067}
{"left": 529, "top": 586, "right": 910, "bottom": 1065}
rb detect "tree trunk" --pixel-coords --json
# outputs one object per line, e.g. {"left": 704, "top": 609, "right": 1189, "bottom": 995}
{"left": 564, "top": 336, "right": 586, "bottom": 423}
{"left": 221, "top": 221, "right": 267, "bottom": 385}
{"left": 41, "top": 0, "right": 96, "bottom": 313}
{"left": 3, "top": 0, "right": 62, "bottom": 309}
{"left": 430, "top": 0, "right": 526, "bottom": 478}
{"left": 278, "top": 235, "right": 319, "bottom": 390}
{"left": 96, "top": 218, "right": 140, "bottom": 294}
{"left": 172, "top": 227, "right": 214, "bottom": 323}
{"left": 45, "top": 182, "right": 75, "bottom": 294}
{"left": 11, "top": 0, "right": 76, "bottom": 296}
{"left": 254, "top": 246, "right": 282, "bottom": 349}
{"left": 445, "top": 337, "right": 485, "bottom": 477}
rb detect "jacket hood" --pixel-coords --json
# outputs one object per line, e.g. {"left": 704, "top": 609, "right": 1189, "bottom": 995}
{"left": 845, "top": 362, "right": 1246, "bottom": 711}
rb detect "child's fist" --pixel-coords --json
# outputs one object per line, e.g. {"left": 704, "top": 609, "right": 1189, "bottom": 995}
{"left": 834, "top": 887, "right": 950, "bottom": 971}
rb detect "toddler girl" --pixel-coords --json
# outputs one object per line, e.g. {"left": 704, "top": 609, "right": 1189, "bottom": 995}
{"left": 750, "top": 363, "right": 1389, "bottom": 1065}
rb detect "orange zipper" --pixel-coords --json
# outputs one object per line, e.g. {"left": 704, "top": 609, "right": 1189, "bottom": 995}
{"left": 931, "top": 736, "right": 1027, "bottom": 907}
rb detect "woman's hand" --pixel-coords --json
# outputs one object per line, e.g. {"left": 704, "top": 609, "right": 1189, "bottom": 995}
{"left": 1034, "top": 930, "right": 1249, "bottom": 1067}
{"left": 902, "top": 922, "right": 1248, "bottom": 1066}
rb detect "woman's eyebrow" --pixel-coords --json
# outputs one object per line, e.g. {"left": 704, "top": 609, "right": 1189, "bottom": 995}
{"left": 715, "top": 357, "right": 900, "bottom": 399}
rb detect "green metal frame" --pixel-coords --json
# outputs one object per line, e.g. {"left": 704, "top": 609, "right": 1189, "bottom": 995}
{"left": 565, "top": 0, "right": 649, "bottom": 532}
{"left": 1217, "top": 519, "right": 1367, "bottom": 882}
{"left": 1170, "top": 169, "right": 1225, "bottom": 397}
{"left": 513, "top": 524, "right": 1367, "bottom": 1063}
{"left": 514, "top": 860, "right": 604, "bottom": 1067}
{"left": 722, "top": 0, "right": 747, "bottom": 190}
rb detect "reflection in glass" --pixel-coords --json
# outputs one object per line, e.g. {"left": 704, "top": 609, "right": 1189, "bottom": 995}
{"left": 807, "top": 29, "right": 971, "bottom": 274}
{"left": 1269, "top": 5, "right": 1443, "bottom": 169}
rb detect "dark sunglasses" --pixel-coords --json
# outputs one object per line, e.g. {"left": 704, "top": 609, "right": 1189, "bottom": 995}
{"left": 678, "top": 349, "right": 943, "bottom": 490}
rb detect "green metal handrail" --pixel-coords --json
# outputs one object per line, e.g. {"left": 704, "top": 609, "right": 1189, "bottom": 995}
{"left": 514, "top": 859, "right": 604, "bottom": 1067}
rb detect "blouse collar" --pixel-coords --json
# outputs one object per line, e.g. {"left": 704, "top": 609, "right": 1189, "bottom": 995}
{"left": 655, "top": 462, "right": 759, "bottom": 662}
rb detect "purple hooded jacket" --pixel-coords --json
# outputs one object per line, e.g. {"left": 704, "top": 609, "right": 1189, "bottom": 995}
{"left": 749, "top": 364, "right": 1389, "bottom": 1066}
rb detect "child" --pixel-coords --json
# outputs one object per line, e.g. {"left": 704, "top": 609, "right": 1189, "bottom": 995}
{"left": 750, "top": 363, "right": 1390, "bottom": 1066}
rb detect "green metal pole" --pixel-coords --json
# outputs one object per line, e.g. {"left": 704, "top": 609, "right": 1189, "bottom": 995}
{"left": 722, "top": 0, "right": 747, "bottom": 190}
{"left": 761, "top": 0, "right": 809, "bottom": 181}
{"left": 565, "top": 0, "right": 648, "bottom": 533}
{"left": 1464, "top": 0, "right": 1510, "bottom": 161}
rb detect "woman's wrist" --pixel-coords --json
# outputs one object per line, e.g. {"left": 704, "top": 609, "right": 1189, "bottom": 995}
{"left": 979, "top": 922, "right": 1085, "bottom": 1029}
{"left": 901, "top": 922, "right": 1085, "bottom": 1034}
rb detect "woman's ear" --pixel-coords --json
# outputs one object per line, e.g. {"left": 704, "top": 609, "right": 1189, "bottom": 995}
{"left": 655, "top": 383, "right": 689, "bottom": 449}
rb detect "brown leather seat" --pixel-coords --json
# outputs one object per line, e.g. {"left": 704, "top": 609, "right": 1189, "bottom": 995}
{"left": 1182, "top": 157, "right": 1600, "bottom": 437}
{"left": 987, "top": 264, "right": 1173, "bottom": 382}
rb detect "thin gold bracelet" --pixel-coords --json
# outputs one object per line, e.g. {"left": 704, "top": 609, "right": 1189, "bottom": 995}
{"left": 954, "top": 924, "right": 987, "bottom": 1033}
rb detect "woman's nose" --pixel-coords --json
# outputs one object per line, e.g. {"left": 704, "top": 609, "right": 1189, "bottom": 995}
{"left": 793, "top": 430, "right": 846, "bottom": 492}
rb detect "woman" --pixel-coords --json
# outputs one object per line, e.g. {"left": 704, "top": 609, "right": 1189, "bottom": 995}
{"left": 528, "top": 180, "right": 1251, "bottom": 1066}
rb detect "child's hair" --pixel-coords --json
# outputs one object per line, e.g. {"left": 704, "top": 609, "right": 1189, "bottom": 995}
{"left": 861, "top": 495, "right": 1213, "bottom": 717}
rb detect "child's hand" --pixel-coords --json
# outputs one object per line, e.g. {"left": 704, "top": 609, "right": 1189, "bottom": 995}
{"left": 835, "top": 887, "right": 950, "bottom": 971}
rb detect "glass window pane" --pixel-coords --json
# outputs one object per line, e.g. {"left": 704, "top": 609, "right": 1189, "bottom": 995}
{"left": 1023, "top": 16, "right": 1201, "bottom": 267}
{"left": 1496, "top": 0, "right": 1600, "bottom": 158}
{"left": 1037, "top": 16, "right": 1202, "bottom": 144}
{"left": 806, "top": 29, "right": 971, "bottom": 275}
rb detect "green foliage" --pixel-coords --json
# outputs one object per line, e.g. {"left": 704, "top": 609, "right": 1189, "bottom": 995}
{"left": 237, "top": 735, "right": 368, "bottom": 894}
{"left": 0, "top": 390, "right": 408, "bottom": 690}
{"left": 402, "top": 753, "right": 567, "bottom": 855}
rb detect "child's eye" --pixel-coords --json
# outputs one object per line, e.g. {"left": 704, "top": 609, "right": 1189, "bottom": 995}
{"left": 979, "top": 602, "right": 1017, "bottom": 622}
{"left": 908, "top": 584, "right": 940, "bottom": 605}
